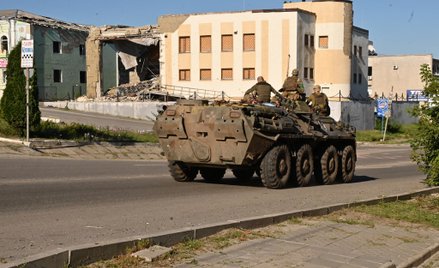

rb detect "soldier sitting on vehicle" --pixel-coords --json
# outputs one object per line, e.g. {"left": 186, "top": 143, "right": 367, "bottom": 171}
{"left": 280, "top": 69, "right": 305, "bottom": 101}
{"left": 306, "top": 84, "right": 330, "bottom": 116}
{"left": 243, "top": 76, "right": 279, "bottom": 104}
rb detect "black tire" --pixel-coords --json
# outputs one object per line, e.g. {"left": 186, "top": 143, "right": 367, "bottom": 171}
{"left": 340, "top": 145, "right": 355, "bottom": 183}
{"left": 168, "top": 161, "right": 198, "bottom": 182}
{"left": 200, "top": 168, "right": 226, "bottom": 182}
{"left": 320, "top": 145, "right": 339, "bottom": 185}
{"left": 232, "top": 169, "right": 255, "bottom": 181}
{"left": 260, "top": 144, "right": 292, "bottom": 189}
{"left": 295, "top": 144, "right": 314, "bottom": 187}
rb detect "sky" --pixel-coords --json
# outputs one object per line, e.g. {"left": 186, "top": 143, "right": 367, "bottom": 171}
{"left": 1, "top": 0, "right": 438, "bottom": 58}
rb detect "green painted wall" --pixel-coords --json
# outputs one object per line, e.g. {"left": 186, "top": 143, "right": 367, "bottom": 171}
{"left": 102, "top": 43, "right": 117, "bottom": 93}
{"left": 33, "top": 25, "right": 88, "bottom": 100}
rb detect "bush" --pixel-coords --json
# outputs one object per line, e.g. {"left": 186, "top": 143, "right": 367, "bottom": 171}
{"left": 410, "top": 64, "right": 439, "bottom": 186}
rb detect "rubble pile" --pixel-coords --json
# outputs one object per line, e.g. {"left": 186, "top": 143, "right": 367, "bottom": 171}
{"left": 102, "top": 77, "right": 161, "bottom": 101}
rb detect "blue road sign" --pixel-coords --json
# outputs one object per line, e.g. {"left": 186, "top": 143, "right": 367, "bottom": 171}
{"left": 376, "top": 98, "right": 389, "bottom": 118}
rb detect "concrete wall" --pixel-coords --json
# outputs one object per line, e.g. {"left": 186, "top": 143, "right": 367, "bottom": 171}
{"left": 391, "top": 101, "right": 419, "bottom": 125}
{"left": 339, "top": 101, "right": 375, "bottom": 131}
{"left": 42, "top": 101, "right": 175, "bottom": 121}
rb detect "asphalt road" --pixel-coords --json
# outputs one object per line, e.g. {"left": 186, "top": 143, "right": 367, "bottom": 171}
{"left": 0, "top": 144, "right": 426, "bottom": 263}
{"left": 40, "top": 106, "right": 155, "bottom": 133}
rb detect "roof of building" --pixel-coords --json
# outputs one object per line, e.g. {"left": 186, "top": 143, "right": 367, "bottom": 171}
{"left": 0, "top": 9, "right": 89, "bottom": 32}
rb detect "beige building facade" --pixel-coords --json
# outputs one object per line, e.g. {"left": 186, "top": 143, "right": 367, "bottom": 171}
{"left": 368, "top": 54, "right": 439, "bottom": 100}
{"left": 159, "top": 0, "right": 369, "bottom": 100}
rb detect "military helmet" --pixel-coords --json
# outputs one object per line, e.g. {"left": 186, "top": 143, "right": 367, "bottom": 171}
{"left": 292, "top": 69, "right": 299, "bottom": 76}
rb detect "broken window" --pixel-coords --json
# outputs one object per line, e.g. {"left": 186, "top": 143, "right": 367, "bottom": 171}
{"left": 79, "top": 44, "right": 86, "bottom": 56}
{"left": 80, "top": 71, "right": 86, "bottom": 83}
{"left": 1, "top": 36, "right": 8, "bottom": 54}
{"left": 243, "top": 34, "right": 255, "bottom": 51}
{"left": 221, "top": 68, "right": 233, "bottom": 80}
{"left": 53, "top": 41, "right": 62, "bottom": 54}
{"left": 179, "top": 69, "right": 190, "bottom": 81}
{"left": 179, "top": 37, "right": 190, "bottom": 53}
{"left": 200, "top": 69, "right": 211, "bottom": 80}
{"left": 54, "top": 69, "right": 62, "bottom": 83}
{"left": 243, "top": 68, "right": 255, "bottom": 80}
{"left": 200, "top": 36, "right": 211, "bottom": 53}
{"left": 221, "top": 35, "right": 233, "bottom": 52}
{"left": 319, "top": 36, "right": 328, "bottom": 49}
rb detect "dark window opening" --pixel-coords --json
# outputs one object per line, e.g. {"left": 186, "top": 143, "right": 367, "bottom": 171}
{"left": 79, "top": 44, "right": 86, "bottom": 56}
{"left": 80, "top": 71, "right": 86, "bottom": 83}
{"left": 53, "top": 41, "right": 61, "bottom": 54}
{"left": 54, "top": 69, "right": 62, "bottom": 83}
{"left": 304, "top": 34, "right": 309, "bottom": 46}
{"left": 1, "top": 36, "right": 8, "bottom": 53}
{"left": 310, "top": 68, "right": 314, "bottom": 80}
{"left": 368, "top": 66, "right": 372, "bottom": 76}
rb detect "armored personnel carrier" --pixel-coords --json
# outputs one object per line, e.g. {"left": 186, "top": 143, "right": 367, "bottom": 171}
{"left": 153, "top": 98, "right": 356, "bottom": 189}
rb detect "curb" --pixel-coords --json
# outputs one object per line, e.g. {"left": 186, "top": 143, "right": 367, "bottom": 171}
{"left": 2, "top": 187, "right": 439, "bottom": 268}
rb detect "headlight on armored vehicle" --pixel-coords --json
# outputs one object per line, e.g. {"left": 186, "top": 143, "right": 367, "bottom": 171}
{"left": 229, "top": 111, "right": 241, "bottom": 118}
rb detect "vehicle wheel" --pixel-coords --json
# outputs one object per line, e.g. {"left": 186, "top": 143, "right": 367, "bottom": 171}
{"left": 260, "top": 144, "right": 292, "bottom": 189}
{"left": 340, "top": 145, "right": 355, "bottom": 183}
{"left": 320, "top": 145, "right": 339, "bottom": 185}
{"left": 168, "top": 161, "right": 198, "bottom": 182}
{"left": 295, "top": 144, "right": 314, "bottom": 187}
{"left": 232, "top": 169, "right": 254, "bottom": 181}
{"left": 200, "top": 168, "right": 226, "bottom": 182}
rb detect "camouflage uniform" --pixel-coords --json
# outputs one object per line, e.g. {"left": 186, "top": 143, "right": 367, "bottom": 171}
{"left": 281, "top": 69, "right": 305, "bottom": 101}
{"left": 307, "top": 85, "right": 330, "bottom": 116}
{"left": 244, "top": 78, "right": 278, "bottom": 103}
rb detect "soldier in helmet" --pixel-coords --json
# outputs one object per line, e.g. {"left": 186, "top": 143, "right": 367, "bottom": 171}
{"left": 281, "top": 69, "right": 305, "bottom": 101}
{"left": 243, "top": 76, "right": 279, "bottom": 104}
{"left": 307, "top": 84, "right": 330, "bottom": 116}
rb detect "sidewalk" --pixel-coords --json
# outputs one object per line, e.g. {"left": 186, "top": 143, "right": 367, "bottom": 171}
{"left": 176, "top": 215, "right": 439, "bottom": 268}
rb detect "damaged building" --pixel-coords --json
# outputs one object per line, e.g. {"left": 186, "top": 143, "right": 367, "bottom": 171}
{"left": 0, "top": 9, "right": 89, "bottom": 101}
{"left": 85, "top": 25, "right": 160, "bottom": 99}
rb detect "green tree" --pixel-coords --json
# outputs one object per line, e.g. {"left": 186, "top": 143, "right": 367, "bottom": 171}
{"left": 0, "top": 41, "right": 40, "bottom": 137}
{"left": 411, "top": 64, "right": 439, "bottom": 186}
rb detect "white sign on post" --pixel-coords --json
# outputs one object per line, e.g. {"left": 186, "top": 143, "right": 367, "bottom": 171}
{"left": 21, "top": 39, "right": 34, "bottom": 68}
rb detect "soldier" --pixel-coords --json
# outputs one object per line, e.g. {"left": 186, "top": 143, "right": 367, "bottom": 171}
{"left": 281, "top": 69, "right": 305, "bottom": 101}
{"left": 243, "top": 76, "right": 279, "bottom": 103}
{"left": 307, "top": 84, "right": 330, "bottom": 116}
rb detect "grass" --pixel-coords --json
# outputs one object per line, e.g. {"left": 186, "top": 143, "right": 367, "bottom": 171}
{"left": 356, "top": 123, "right": 418, "bottom": 143}
{"left": 0, "top": 117, "right": 158, "bottom": 143}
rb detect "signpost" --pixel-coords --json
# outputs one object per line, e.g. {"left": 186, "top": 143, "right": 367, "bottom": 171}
{"left": 21, "top": 39, "right": 34, "bottom": 144}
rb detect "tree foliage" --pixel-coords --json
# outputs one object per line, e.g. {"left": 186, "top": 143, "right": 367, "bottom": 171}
{"left": 0, "top": 41, "right": 40, "bottom": 137}
{"left": 410, "top": 64, "right": 439, "bottom": 186}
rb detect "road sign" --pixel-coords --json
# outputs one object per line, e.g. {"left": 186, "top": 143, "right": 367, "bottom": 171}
{"left": 406, "top": 89, "right": 429, "bottom": 102}
{"left": 21, "top": 39, "right": 34, "bottom": 68}
{"left": 376, "top": 98, "right": 389, "bottom": 118}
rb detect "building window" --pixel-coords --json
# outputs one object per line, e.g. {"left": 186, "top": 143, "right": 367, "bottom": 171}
{"left": 200, "top": 35, "right": 211, "bottom": 53}
{"left": 358, "top": 73, "right": 362, "bottom": 84}
{"left": 179, "top": 36, "right": 190, "bottom": 53}
{"left": 319, "top": 36, "right": 328, "bottom": 49}
{"left": 53, "top": 41, "right": 62, "bottom": 54}
{"left": 221, "top": 34, "right": 233, "bottom": 52}
{"left": 353, "top": 45, "right": 357, "bottom": 57}
{"left": 243, "top": 33, "right": 255, "bottom": 51}
{"left": 221, "top": 68, "right": 233, "bottom": 80}
{"left": 80, "top": 71, "right": 86, "bottom": 83}
{"left": 310, "top": 35, "right": 314, "bottom": 48}
{"left": 304, "top": 67, "right": 308, "bottom": 79}
{"left": 304, "top": 34, "right": 309, "bottom": 46}
{"left": 243, "top": 68, "right": 255, "bottom": 80}
{"left": 54, "top": 69, "right": 62, "bottom": 83}
{"left": 200, "top": 69, "right": 211, "bottom": 80}
{"left": 368, "top": 66, "right": 372, "bottom": 76}
{"left": 79, "top": 44, "right": 86, "bottom": 56}
{"left": 179, "top": 69, "right": 190, "bottom": 81}
{"left": 310, "top": 68, "right": 314, "bottom": 80}
{"left": 353, "top": 73, "right": 357, "bottom": 84}
{"left": 1, "top": 36, "right": 8, "bottom": 54}
{"left": 359, "top": 46, "right": 363, "bottom": 59}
